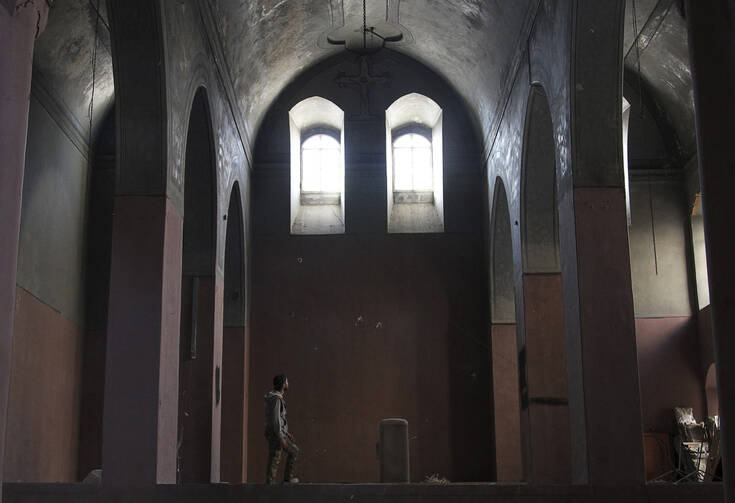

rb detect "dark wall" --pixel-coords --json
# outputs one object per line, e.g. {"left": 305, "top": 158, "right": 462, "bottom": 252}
{"left": 629, "top": 180, "right": 693, "bottom": 317}
{"left": 5, "top": 95, "right": 102, "bottom": 482}
{"left": 636, "top": 317, "right": 705, "bottom": 433}
{"left": 247, "top": 51, "right": 491, "bottom": 483}
{"left": 5, "top": 0, "right": 117, "bottom": 482}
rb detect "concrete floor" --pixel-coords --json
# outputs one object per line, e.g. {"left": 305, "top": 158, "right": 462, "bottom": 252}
{"left": 3, "top": 482, "right": 724, "bottom": 503}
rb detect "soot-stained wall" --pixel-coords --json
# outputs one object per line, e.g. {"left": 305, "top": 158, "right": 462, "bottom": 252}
{"left": 248, "top": 51, "right": 491, "bottom": 483}
{"left": 624, "top": 70, "right": 706, "bottom": 432}
{"left": 5, "top": 1, "right": 115, "bottom": 477}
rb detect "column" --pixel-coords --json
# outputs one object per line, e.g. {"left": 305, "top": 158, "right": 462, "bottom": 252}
{"left": 101, "top": 0, "right": 178, "bottom": 485}
{"left": 564, "top": 0, "right": 645, "bottom": 485}
{"left": 102, "top": 196, "right": 182, "bottom": 485}
{"left": 685, "top": 1, "right": 735, "bottom": 498}
{"left": 0, "top": 1, "right": 51, "bottom": 500}
{"left": 563, "top": 187, "right": 645, "bottom": 485}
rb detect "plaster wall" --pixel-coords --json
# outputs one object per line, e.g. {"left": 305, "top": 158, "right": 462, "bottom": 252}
{"left": 16, "top": 97, "right": 90, "bottom": 326}
{"left": 248, "top": 50, "right": 489, "bottom": 483}
{"left": 627, "top": 180, "right": 706, "bottom": 433}
{"left": 3, "top": 288, "right": 83, "bottom": 483}
{"left": 490, "top": 324, "right": 522, "bottom": 482}
{"left": 5, "top": 0, "right": 117, "bottom": 483}
{"left": 6, "top": 84, "right": 101, "bottom": 484}
{"left": 629, "top": 180, "right": 692, "bottom": 317}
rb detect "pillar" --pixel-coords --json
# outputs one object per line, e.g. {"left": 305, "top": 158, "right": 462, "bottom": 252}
{"left": 101, "top": 0, "right": 178, "bottom": 485}
{"left": 563, "top": 187, "right": 645, "bottom": 485}
{"left": 101, "top": 196, "right": 183, "bottom": 485}
{"left": 685, "top": 1, "right": 735, "bottom": 498}
{"left": 563, "top": 0, "right": 645, "bottom": 485}
{"left": 0, "top": 1, "right": 51, "bottom": 500}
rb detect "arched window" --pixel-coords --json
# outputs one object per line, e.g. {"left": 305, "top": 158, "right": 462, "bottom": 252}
{"left": 386, "top": 93, "right": 443, "bottom": 233}
{"left": 289, "top": 98, "right": 345, "bottom": 234}
{"left": 301, "top": 133, "right": 341, "bottom": 194}
{"left": 393, "top": 131, "right": 433, "bottom": 194}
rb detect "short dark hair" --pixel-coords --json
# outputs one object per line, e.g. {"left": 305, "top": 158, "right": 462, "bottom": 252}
{"left": 273, "top": 374, "right": 287, "bottom": 391}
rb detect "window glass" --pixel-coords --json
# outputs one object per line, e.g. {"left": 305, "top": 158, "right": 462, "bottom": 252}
{"left": 301, "top": 134, "right": 341, "bottom": 192}
{"left": 393, "top": 133, "right": 432, "bottom": 191}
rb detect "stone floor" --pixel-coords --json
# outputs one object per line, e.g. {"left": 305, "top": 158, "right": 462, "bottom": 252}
{"left": 3, "top": 482, "right": 724, "bottom": 503}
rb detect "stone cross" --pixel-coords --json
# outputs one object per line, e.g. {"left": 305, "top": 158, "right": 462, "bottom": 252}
{"left": 336, "top": 56, "right": 389, "bottom": 120}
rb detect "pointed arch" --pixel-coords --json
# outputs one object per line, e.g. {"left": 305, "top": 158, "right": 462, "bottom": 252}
{"left": 521, "top": 85, "right": 560, "bottom": 274}
{"left": 518, "top": 84, "right": 570, "bottom": 483}
{"left": 489, "top": 177, "right": 522, "bottom": 482}
{"left": 220, "top": 182, "right": 249, "bottom": 482}
{"left": 177, "top": 86, "right": 218, "bottom": 484}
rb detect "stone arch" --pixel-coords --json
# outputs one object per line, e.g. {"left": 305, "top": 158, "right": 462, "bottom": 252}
{"left": 489, "top": 177, "right": 522, "bottom": 482}
{"left": 522, "top": 85, "right": 560, "bottom": 274}
{"left": 491, "top": 177, "right": 516, "bottom": 325}
{"left": 518, "top": 84, "right": 570, "bottom": 483}
{"left": 220, "top": 182, "right": 249, "bottom": 482}
{"left": 177, "top": 86, "right": 218, "bottom": 484}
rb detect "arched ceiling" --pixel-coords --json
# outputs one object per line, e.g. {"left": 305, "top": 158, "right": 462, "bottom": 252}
{"left": 32, "top": 0, "right": 115, "bottom": 150}
{"left": 33, "top": 0, "right": 697, "bottom": 171}
{"left": 208, "top": 0, "right": 536, "bottom": 143}
{"left": 623, "top": 0, "right": 696, "bottom": 168}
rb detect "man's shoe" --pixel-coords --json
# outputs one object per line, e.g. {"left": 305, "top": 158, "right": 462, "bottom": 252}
{"left": 283, "top": 477, "right": 299, "bottom": 484}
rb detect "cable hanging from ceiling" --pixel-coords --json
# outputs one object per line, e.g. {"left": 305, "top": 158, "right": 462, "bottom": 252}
{"left": 87, "top": 0, "right": 101, "bottom": 159}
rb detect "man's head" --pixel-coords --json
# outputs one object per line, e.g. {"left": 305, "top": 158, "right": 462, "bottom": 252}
{"left": 273, "top": 373, "right": 288, "bottom": 393}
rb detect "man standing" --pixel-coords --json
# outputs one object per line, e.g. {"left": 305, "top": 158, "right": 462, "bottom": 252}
{"left": 264, "top": 374, "right": 299, "bottom": 484}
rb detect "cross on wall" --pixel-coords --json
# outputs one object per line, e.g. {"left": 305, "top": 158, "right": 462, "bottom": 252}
{"left": 335, "top": 56, "right": 389, "bottom": 120}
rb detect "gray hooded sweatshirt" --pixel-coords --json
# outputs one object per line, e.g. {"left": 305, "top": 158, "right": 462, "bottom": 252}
{"left": 264, "top": 390, "right": 288, "bottom": 440}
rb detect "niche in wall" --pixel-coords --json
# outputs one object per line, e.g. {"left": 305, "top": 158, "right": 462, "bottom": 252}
{"left": 385, "top": 93, "right": 444, "bottom": 233}
{"left": 289, "top": 97, "right": 346, "bottom": 235}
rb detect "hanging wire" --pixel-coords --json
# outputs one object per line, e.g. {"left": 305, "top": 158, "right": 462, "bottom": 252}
{"left": 87, "top": 0, "right": 101, "bottom": 158}
{"left": 631, "top": 0, "right": 644, "bottom": 118}
{"left": 363, "top": 0, "right": 367, "bottom": 50}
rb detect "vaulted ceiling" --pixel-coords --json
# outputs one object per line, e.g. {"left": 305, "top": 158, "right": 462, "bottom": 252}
{"left": 208, "top": 0, "right": 535, "bottom": 142}
{"left": 34, "top": 0, "right": 696, "bottom": 168}
{"left": 623, "top": 0, "right": 696, "bottom": 168}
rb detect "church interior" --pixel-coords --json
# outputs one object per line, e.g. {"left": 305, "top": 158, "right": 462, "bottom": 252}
{"left": 0, "top": 0, "right": 733, "bottom": 502}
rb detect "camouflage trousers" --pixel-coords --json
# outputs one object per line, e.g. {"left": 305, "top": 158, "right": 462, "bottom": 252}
{"left": 266, "top": 436, "right": 299, "bottom": 484}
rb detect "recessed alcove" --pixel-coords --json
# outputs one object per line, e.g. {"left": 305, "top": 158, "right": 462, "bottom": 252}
{"left": 385, "top": 93, "right": 444, "bottom": 233}
{"left": 289, "top": 97, "right": 346, "bottom": 235}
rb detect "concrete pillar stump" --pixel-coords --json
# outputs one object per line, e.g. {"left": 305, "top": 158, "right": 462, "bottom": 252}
{"left": 378, "top": 419, "right": 409, "bottom": 483}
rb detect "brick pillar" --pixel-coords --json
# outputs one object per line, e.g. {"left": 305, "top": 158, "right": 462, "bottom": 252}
{"left": 0, "top": 2, "right": 51, "bottom": 500}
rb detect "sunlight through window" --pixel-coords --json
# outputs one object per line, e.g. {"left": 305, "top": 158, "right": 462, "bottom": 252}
{"left": 301, "top": 134, "right": 342, "bottom": 193}
{"left": 393, "top": 133, "right": 432, "bottom": 191}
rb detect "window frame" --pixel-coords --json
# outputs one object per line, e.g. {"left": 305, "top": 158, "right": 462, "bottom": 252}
{"left": 299, "top": 126, "right": 342, "bottom": 201}
{"left": 391, "top": 124, "right": 434, "bottom": 201}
